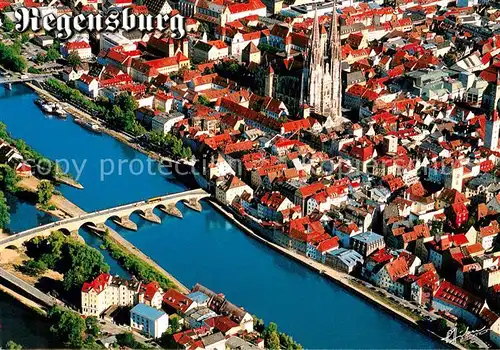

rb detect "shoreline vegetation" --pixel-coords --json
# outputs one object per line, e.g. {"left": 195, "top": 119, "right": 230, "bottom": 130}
{"left": 0, "top": 122, "right": 81, "bottom": 188}
{"left": 102, "top": 233, "right": 180, "bottom": 291}
{"left": 43, "top": 78, "right": 193, "bottom": 161}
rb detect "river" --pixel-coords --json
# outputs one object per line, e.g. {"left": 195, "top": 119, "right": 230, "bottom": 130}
{"left": 0, "top": 84, "right": 441, "bottom": 348}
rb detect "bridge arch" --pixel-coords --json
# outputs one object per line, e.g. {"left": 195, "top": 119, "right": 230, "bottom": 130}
{"left": 129, "top": 208, "right": 147, "bottom": 217}
{"left": 56, "top": 227, "right": 72, "bottom": 236}
{"left": 77, "top": 221, "right": 101, "bottom": 232}
{"left": 106, "top": 214, "right": 124, "bottom": 224}
{"left": 154, "top": 201, "right": 180, "bottom": 211}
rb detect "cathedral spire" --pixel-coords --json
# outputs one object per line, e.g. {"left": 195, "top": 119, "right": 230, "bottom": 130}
{"left": 310, "top": 8, "right": 323, "bottom": 68}
{"left": 304, "top": 7, "right": 324, "bottom": 113}
{"left": 329, "top": 0, "right": 342, "bottom": 125}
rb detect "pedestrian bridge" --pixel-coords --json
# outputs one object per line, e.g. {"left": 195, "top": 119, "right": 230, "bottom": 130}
{"left": 0, "top": 188, "right": 210, "bottom": 251}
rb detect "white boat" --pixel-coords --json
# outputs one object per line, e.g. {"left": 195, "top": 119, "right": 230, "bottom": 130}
{"left": 74, "top": 118, "right": 102, "bottom": 134}
{"left": 41, "top": 102, "right": 55, "bottom": 113}
{"left": 54, "top": 103, "right": 67, "bottom": 118}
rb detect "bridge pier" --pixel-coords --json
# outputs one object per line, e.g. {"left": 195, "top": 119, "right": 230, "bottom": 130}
{"left": 70, "top": 230, "right": 85, "bottom": 243}
{"left": 138, "top": 208, "right": 161, "bottom": 224}
{"left": 159, "top": 204, "right": 183, "bottom": 218}
{"left": 112, "top": 216, "right": 138, "bottom": 231}
{"left": 183, "top": 199, "right": 202, "bottom": 212}
{"left": 85, "top": 223, "right": 107, "bottom": 235}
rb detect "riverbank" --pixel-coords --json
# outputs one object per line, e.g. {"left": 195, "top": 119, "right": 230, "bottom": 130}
{"left": 206, "top": 199, "right": 465, "bottom": 350}
{"left": 103, "top": 227, "right": 189, "bottom": 293}
{"left": 25, "top": 82, "right": 191, "bottom": 169}
{"left": 17, "top": 176, "right": 85, "bottom": 219}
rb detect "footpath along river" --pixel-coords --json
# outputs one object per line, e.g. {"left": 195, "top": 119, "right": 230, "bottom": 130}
{"left": 0, "top": 84, "right": 441, "bottom": 348}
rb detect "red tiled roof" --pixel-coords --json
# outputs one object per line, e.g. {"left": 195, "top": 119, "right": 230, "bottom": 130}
{"left": 81, "top": 273, "right": 111, "bottom": 293}
{"left": 205, "top": 316, "right": 239, "bottom": 333}
{"left": 435, "top": 280, "right": 483, "bottom": 313}
{"left": 141, "top": 281, "right": 161, "bottom": 301}
{"left": 385, "top": 256, "right": 409, "bottom": 281}
{"left": 450, "top": 234, "right": 469, "bottom": 246}
{"left": 370, "top": 248, "right": 393, "bottom": 264}
{"left": 163, "top": 289, "right": 193, "bottom": 313}
{"left": 316, "top": 236, "right": 340, "bottom": 253}
{"left": 65, "top": 41, "right": 91, "bottom": 50}
{"left": 227, "top": 0, "right": 265, "bottom": 13}
{"left": 299, "top": 182, "right": 325, "bottom": 197}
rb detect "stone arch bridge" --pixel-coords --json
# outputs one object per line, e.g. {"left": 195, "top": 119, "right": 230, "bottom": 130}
{"left": 0, "top": 188, "right": 210, "bottom": 251}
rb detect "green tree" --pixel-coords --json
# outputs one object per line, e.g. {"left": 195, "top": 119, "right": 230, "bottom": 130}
{"left": 434, "top": 318, "right": 449, "bottom": 336}
{"left": 3, "top": 17, "right": 14, "bottom": 32}
{"left": 20, "top": 33, "right": 30, "bottom": 43}
{"left": 170, "top": 316, "right": 180, "bottom": 333}
{"left": 35, "top": 53, "right": 46, "bottom": 64}
{"left": 37, "top": 179, "right": 54, "bottom": 207}
{"left": 28, "top": 67, "right": 41, "bottom": 74}
{"left": 61, "top": 241, "right": 110, "bottom": 291}
{"left": 19, "top": 259, "right": 47, "bottom": 276}
{"left": 0, "top": 43, "right": 27, "bottom": 72}
{"left": 83, "top": 335, "right": 99, "bottom": 349}
{"left": 0, "top": 191, "right": 10, "bottom": 229}
{"left": 197, "top": 95, "right": 211, "bottom": 107}
{"left": 457, "top": 321, "right": 468, "bottom": 335}
{"left": 266, "top": 322, "right": 278, "bottom": 334}
{"left": 159, "top": 332, "right": 178, "bottom": 349}
{"left": 85, "top": 316, "right": 100, "bottom": 337}
{"left": 5, "top": 340, "right": 22, "bottom": 350}
{"left": 228, "top": 62, "right": 239, "bottom": 75}
{"left": 116, "top": 332, "right": 149, "bottom": 349}
{"left": 117, "top": 93, "right": 137, "bottom": 112}
{"left": 267, "top": 331, "right": 280, "bottom": 350}
{"left": 48, "top": 306, "right": 86, "bottom": 348}
{"left": 253, "top": 315, "right": 265, "bottom": 333}
{"left": 67, "top": 52, "right": 81, "bottom": 67}
{"left": 0, "top": 165, "right": 19, "bottom": 192}
{"left": 45, "top": 47, "right": 60, "bottom": 62}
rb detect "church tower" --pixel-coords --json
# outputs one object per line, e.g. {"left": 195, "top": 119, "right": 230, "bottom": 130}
{"left": 328, "top": 1, "right": 342, "bottom": 125}
{"left": 302, "top": 3, "right": 342, "bottom": 125}
{"left": 445, "top": 160, "right": 463, "bottom": 193}
{"left": 265, "top": 65, "right": 274, "bottom": 97}
{"left": 485, "top": 69, "right": 500, "bottom": 151}
{"left": 486, "top": 110, "right": 500, "bottom": 151}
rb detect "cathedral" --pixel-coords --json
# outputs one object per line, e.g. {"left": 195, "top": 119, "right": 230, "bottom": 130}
{"left": 302, "top": 4, "right": 342, "bottom": 126}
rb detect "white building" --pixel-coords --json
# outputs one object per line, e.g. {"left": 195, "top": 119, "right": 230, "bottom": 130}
{"left": 151, "top": 112, "right": 185, "bottom": 134}
{"left": 81, "top": 274, "right": 141, "bottom": 316}
{"left": 130, "top": 303, "right": 169, "bottom": 338}
{"left": 485, "top": 112, "right": 500, "bottom": 151}
{"left": 215, "top": 175, "right": 254, "bottom": 205}
{"left": 60, "top": 41, "right": 92, "bottom": 60}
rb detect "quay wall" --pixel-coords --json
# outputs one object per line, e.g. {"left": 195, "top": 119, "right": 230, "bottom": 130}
{"left": 206, "top": 198, "right": 460, "bottom": 349}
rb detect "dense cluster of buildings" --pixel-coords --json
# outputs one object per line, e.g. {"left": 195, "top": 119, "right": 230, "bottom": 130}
{"left": 81, "top": 274, "right": 261, "bottom": 347}
{"left": 9, "top": 0, "right": 500, "bottom": 345}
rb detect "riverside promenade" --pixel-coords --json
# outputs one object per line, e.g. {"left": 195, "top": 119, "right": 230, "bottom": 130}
{"left": 207, "top": 199, "right": 468, "bottom": 349}
{"left": 26, "top": 82, "right": 193, "bottom": 168}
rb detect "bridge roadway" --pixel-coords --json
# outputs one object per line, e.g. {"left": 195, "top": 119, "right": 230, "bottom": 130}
{"left": 0, "top": 188, "right": 210, "bottom": 250}
{"left": 0, "top": 73, "right": 53, "bottom": 84}
{"left": 0, "top": 268, "right": 60, "bottom": 307}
